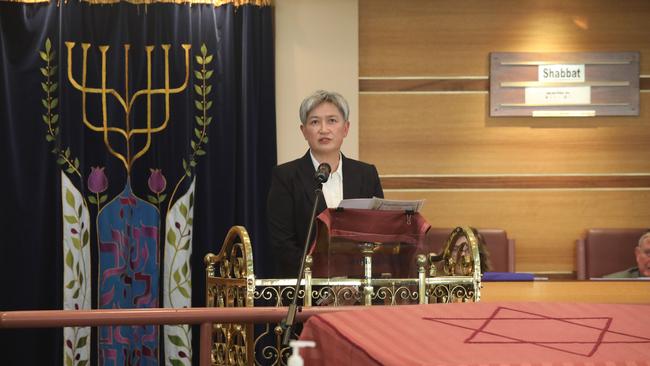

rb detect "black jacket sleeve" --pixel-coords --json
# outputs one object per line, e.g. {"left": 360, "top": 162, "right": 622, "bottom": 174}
{"left": 266, "top": 166, "right": 303, "bottom": 277}
{"left": 369, "top": 164, "right": 384, "bottom": 199}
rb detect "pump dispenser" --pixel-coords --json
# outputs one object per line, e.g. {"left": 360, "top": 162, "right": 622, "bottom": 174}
{"left": 287, "top": 340, "right": 316, "bottom": 366}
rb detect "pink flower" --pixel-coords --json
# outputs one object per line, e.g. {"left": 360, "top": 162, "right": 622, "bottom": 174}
{"left": 87, "top": 167, "right": 108, "bottom": 193}
{"left": 148, "top": 169, "right": 167, "bottom": 194}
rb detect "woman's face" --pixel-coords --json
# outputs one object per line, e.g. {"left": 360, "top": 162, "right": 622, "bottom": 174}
{"left": 300, "top": 102, "right": 350, "bottom": 158}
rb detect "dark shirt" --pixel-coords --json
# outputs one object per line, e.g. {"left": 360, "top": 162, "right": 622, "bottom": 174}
{"left": 266, "top": 151, "right": 383, "bottom": 277}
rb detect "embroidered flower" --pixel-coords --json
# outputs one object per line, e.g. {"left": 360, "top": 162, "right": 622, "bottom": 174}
{"left": 87, "top": 167, "right": 108, "bottom": 194}
{"left": 148, "top": 169, "right": 167, "bottom": 194}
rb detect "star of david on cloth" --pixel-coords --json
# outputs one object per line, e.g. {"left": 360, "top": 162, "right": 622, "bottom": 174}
{"left": 423, "top": 306, "right": 650, "bottom": 357}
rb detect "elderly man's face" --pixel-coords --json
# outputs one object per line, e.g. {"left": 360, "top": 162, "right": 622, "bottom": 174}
{"left": 301, "top": 102, "right": 349, "bottom": 158}
{"left": 635, "top": 237, "right": 650, "bottom": 277}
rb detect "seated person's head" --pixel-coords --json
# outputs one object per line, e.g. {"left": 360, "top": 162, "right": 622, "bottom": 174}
{"left": 636, "top": 231, "right": 650, "bottom": 277}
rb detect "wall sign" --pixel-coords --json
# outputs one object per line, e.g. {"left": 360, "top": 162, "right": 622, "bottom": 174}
{"left": 490, "top": 52, "right": 639, "bottom": 117}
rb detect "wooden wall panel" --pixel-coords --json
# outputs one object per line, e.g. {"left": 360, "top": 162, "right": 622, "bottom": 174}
{"left": 384, "top": 189, "right": 650, "bottom": 274}
{"left": 360, "top": 0, "right": 650, "bottom": 76}
{"left": 359, "top": 1, "right": 650, "bottom": 275}
{"left": 360, "top": 94, "right": 650, "bottom": 175}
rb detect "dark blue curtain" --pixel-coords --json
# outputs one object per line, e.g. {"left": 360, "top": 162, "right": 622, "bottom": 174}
{"left": 0, "top": 1, "right": 275, "bottom": 365}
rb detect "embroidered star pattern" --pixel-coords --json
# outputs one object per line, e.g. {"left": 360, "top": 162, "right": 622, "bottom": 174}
{"left": 423, "top": 306, "right": 650, "bottom": 357}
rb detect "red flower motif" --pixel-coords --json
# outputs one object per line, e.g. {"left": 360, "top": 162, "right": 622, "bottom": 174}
{"left": 148, "top": 169, "right": 167, "bottom": 194}
{"left": 87, "top": 166, "right": 108, "bottom": 194}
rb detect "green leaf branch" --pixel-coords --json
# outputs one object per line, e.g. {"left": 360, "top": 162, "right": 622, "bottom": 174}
{"left": 63, "top": 188, "right": 90, "bottom": 305}
{"left": 166, "top": 196, "right": 194, "bottom": 303}
{"left": 65, "top": 327, "right": 89, "bottom": 366}
{"left": 183, "top": 43, "right": 212, "bottom": 177}
{"left": 63, "top": 187, "right": 90, "bottom": 366}
{"left": 40, "top": 38, "right": 81, "bottom": 178}
{"left": 147, "top": 192, "right": 167, "bottom": 206}
{"left": 87, "top": 192, "right": 108, "bottom": 206}
{"left": 165, "top": 195, "right": 195, "bottom": 365}
{"left": 168, "top": 44, "right": 212, "bottom": 214}
{"left": 166, "top": 325, "right": 193, "bottom": 365}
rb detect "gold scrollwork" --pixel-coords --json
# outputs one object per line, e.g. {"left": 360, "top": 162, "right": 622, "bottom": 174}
{"left": 204, "top": 226, "right": 255, "bottom": 365}
{"left": 253, "top": 286, "right": 281, "bottom": 306}
{"left": 441, "top": 226, "right": 482, "bottom": 278}
{"left": 427, "top": 284, "right": 475, "bottom": 303}
{"left": 205, "top": 225, "right": 484, "bottom": 365}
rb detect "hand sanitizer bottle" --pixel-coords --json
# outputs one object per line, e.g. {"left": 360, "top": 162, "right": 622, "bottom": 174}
{"left": 287, "top": 340, "right": 316, "bottom": 366}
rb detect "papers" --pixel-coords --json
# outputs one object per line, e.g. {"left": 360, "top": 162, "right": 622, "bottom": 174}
{"left": 338, "top": 197, "right": 425, "bottom": 212}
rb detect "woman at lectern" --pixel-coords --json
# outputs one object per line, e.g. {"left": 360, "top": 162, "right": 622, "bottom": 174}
{"left": 266, "top": 90, "right": 384, "bottom": 278}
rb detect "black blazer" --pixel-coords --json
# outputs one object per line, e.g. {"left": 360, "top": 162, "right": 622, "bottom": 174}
{"left": 266, "top": 151, "right": 384, "bottom": 277}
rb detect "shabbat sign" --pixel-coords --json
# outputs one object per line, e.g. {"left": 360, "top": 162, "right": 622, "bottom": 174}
{"left": 489, "top": 52, "right": 639, "bottom": 117}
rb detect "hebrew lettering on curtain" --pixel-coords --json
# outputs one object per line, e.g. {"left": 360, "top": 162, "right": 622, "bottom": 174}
{"left": 0, "top": 1, "right": 276, "bottom": 365}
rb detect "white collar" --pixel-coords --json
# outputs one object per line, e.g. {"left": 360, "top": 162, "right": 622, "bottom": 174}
{"left": 308, "top": 150, "right": 343, "bottom": 177}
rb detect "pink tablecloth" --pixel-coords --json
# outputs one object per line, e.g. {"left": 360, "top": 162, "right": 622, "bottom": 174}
{"left": 299, "top": 302, "right": 650, "bottom": 366}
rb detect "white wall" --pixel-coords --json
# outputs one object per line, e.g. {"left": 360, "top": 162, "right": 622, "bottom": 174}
{"left": 274, "top": 0, "right": 359, "bottom": 164}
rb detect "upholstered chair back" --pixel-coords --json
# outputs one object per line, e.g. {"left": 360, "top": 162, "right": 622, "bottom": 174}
{"left": 575, "top": 228, "right": 648, "bottom": 279}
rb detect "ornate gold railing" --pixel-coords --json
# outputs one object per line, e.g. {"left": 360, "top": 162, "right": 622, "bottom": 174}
{"left": 205, "top": 225, "right": 484, "bottom": 366}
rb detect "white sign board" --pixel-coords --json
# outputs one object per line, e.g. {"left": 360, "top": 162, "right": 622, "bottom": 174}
{"left": 525, "top": 86, "right": 591, "bottom": 105}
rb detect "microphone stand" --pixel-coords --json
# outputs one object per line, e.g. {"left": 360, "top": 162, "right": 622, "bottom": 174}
{"left": 281, "top": 183, "right": 323, "bottom": 346}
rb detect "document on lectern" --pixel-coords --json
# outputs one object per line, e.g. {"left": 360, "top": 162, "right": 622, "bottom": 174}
{"left": 337, "top": 197, "right": 425, "bottom": 212}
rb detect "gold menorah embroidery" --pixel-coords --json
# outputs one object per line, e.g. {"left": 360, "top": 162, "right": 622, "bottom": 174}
{"left": 65, "top": 42, "right": 191, "bottom": 173}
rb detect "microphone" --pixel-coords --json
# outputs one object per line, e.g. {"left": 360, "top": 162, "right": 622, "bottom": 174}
{"left": 282, "top": 162, "right": 330, "bottom": 346}
{"left": 314, "top": 162, "right": 331, "bottom": 183}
